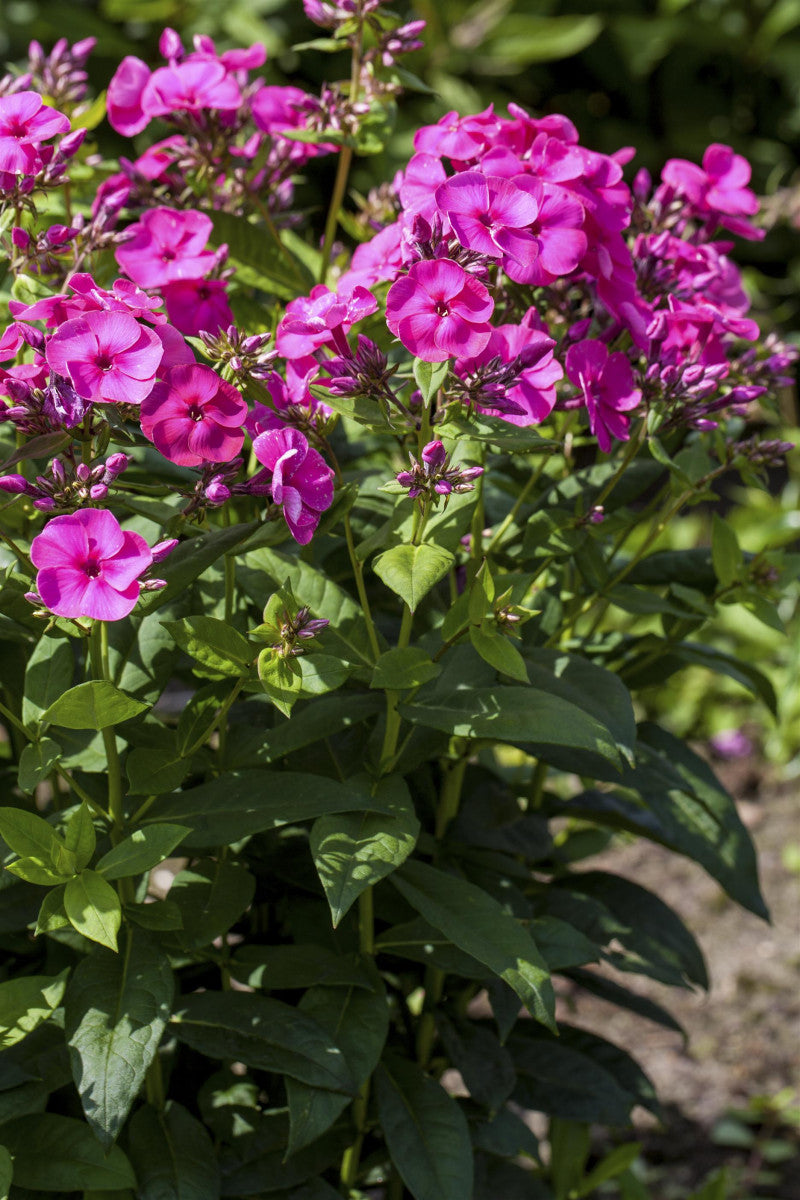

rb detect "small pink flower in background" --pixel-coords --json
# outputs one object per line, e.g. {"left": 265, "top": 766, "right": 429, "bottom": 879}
{"left": 709, "top": 728, "right": 754, "bottom": 760}
{"left": 115, "top": 208, "right": 217, "bottom": 289}
{"left": 252, "top": 427, "right": 334, "bottom": 545}
{"left": 663, "top": 144, "right": 759, "bottom": 218}
{"left": 566, "top": 340, "right": 641, "bottom": 453}
{"left": 162, "top": 278, "right": 233, "bottom": 337}
{"left": 106, "top": 56, "right": 151, "bottom": 136}
{"left": 0, "top": 91, "right": 70, "bottom": 177}
{"left": 30, "top": 509, "right": 154, "bottom": 621}
{"left": 140, "top": 364, "right": 247, "bottom": 467}
{"left": 435, "top": 172, "right": 539, "bottom": 261}
{"left": 46, "top": 311, "right": 163, "bottom": 405}
{"left": 142, "top": 59, "right": 242, "bottom": 119}
{"left": 386, "top": 259, "right": 494, "bottom": 362}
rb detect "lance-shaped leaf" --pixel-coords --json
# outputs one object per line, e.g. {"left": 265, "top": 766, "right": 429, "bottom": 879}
{"left": 170, "top": 991, "right": 355, "bottom": 1092}
{"left": 391, "top": 859, "right": 555, "bottom": 1031}
{"left": 138, "top": 520, "right": 259, "bottom": 615}
{"left": 373, "top": 543, "right": 454, "bottom": 612}
{"left": 375, "top": 1055, "right": 473, "bottom": 1200}
{"left": 22, "top": 633, "right": 74, "bottom": 727}
{"left": 64, "top": 870, "right": 122, "bottom": 950}
{"left": 43, "top": 681, "right": 148, "bottom": 731}
{"left": 0, "top": 1113, "right": 136, "bottom": 1190}
{"left": 64, "top": 930, "right": 173, "bottom": 1147}
{"left": 128, "top": 1101, "right": 220, "bottom": 1200}
{"left": 95, "top": 823, "right": 189, "bottom": 880}
{"left": 17, "top": 738, "right": 62, "bottom": 795}
{"left": 0, "top": 970, "right": 69, "bottom": 1048}
{"left": 310, "top": 776, "right": 419, "bottom": 926}
{"left": 162, "top": 615, "right": 254, "bottom": 677}
{"left": 169, "top": 859, "right": 255, "bottom": 949}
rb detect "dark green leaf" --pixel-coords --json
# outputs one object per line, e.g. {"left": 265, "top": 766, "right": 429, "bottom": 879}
{"left": 229, "top": 946, "right": 372, "bottom": 991}
{"left": 17, "top": 738, "right": 62, "bottom": 794}
{"left": 126, "top": 747, "right": 189, "bottom": 795}
{"left": 139, "top": 522, "right": 259, "bottom": 615}
{"left": 128, "top": 1101, "right": 220, "bottom": 1200}
{"left": 373, "top": 543, "right": 454, "bottom": 611}
{"left": 22, "top": 634, "right": 74, "bottom": 727}
{"left": 375, "top": 1055, "right": 473, "bottom": 1200}
{"left": 621, "top": 640, "right": 777, "bottom": 715}
{"left": 437, "top": 1017, "right": 515, "bottom": 1112}
{"left": 392, "top": 860, "right": 555, "bottom": 1030}
{"left": 510, "top": 1027, "right": 637, "bottom": 1125}
{"left": 0, "top": 1113, "right": 136, "bottom": 1190}
{"left": 64, "top": 930, "right": 173, "bottom": 1147}
{"left": 0, "top": 970, "right": 69, "bottom": 1048}
{"left": 163, "top": 616, "right": 253, "bottom": 676}
{"left": 209, "top": 209, "right": 313, "bottom": 299}
{"left": 0, "top": 1145, "right": 10, "bottom": 1199}
{"left": 43, "top": 681, "right": 148, "bottom": 731}
{"left": 169, "top": 860, "right": 255, "bottom": 949}
{"left": 64, "top": 871, "right": 122, "bottom": 950}
{"left": 470, "top": 626, "right": 529, "bottom": 683}
{"left": 564, "top": 968, "right": 686, "bottom": 1036}
{"left": 170, "top": 991, "right": 355, "bottom": 1092}
{"left": 370, "top": 647, "right": 441, "bottom": 690}
{"left": 96, "top": 824, "right": 189, "bottom": 881}
{"left": 310, "top": 776, "right": 419, "bottom": 925}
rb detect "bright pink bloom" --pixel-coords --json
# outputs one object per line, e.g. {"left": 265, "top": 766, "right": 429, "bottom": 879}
{"left": 457, "top": 308, "right": 562, "bottom": 426}
{"left": 46, "top": 311, "right": 162, "bottom": 405}
{"left": 140, "top": 364, "right": 247, "bottom": 467}
{"left": 106, "top": 56, "right": 151, "bottom": 136}
{"left": 435, "top": 171, "right": 539, "bottom": 261}
{"left": 662, "top": 144, "right": 759, "bottom": 219}
{"left": 501, "top": 179, "right": 587, "bottom": 285}
{"left": 565, "top": 340, "right": 641, "bottom": 453}
{"left": 162, "top": 278, "right": 233, "bottom": 337}
{"left": 252, "top": 427, "right": 334, "bottom": 546}
{"left": 399, "top": 154, "right": 448, "bottom": 223}
{"left": 142, "top": 60, "right": 242, "bottom": 118}
{"left": 0, "top": 92, "right": 70, "bottom": 177}
{"left": 115, "top": 208, "right": 216, "bottom": 289}
{"left": 386, "top": 259, "right": 494, "bottom": 363}
{"left": 30, "top": 509, "right": 153, "bottom": 621}
{"left": 276, "top": 285, "right": 378, "bottom": 360}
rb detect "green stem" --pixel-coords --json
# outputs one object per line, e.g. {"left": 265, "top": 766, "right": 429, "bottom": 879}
{"left": 528, "top": 759, "right": 548, "bottom": 810}
{"left": 344, "top": 513, "right": 381, "bottom": 661}
{"left": 486, "top": 448, "right": 556, "bottom": 554}
{"left": 90, "top": 622, "right": 133, "bottom": 904}
{"left": 0, "top": 695, "right": 28, "bottom": 738}
{"left": 145, "top": 1054, "right": 165, "bottom": 1110}
{"left": 183, "top": 675, "right": 246, "bottom": 760}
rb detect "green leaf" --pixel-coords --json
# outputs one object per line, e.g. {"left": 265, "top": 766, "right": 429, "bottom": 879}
{"left": 437, "top": 1017, "right": 515, "bottom": 1112}
{"left": 510, "top": 1027, "right": 638, "bottom": 1125}
{"left": 564, "top": 968, "right": 685, "bottom": 1036}
{"left": 0, "top": 970, "right": 69, "bottom": 1048}
{"left": 22, "top": 633, "right": 74, "bottom": 726}
{"left": 126, "top": 747, "right": 189, "bottom": 795}
{"left": 17, "top": 738, "right": 62, "bottom": 794}
{"left": 125, "top": 899, "right": 183, "bottom": 932}
{"left": 240, "top": 547, "right": 377, "bottom": 666}
{"left": 170, "top": 991, "right": 355, "bottom": 1092}
{"left": 621, "top": 640, "right": 777, "bottom": 715}
{"left": 0, "top": 806, "right": 69, "bottom": 863}
{"left": 208, "top": 209, "right": 313, "bottom": 299}
{"left": 413, "top": 358, "right": 449, "bottom": 404}
{"left": 64, "top": 931, "right": 173, "bottom": 1147}
{"left": 0, "top": 1113, "right": 136, "bottom": 1190}
{"left": 711, "top": 514, "right": 743, "bottom": 588}
{"left": 35, "top": 884, "right": 69, "bottom": 934}
{"left": 230, "top": 693, "right": 382, "bottom": 767}
{"left": 370, "top": 646, "right": 441, "bottom": 690}
{"left": 43, "top": 681, "right": 148, "bottom": 731}
{"left": 373, "top": 543, "right": 455, "bottom": 611}
{"left": 96, "top": 824, "right": 189, "bottom": 881}
{"left": 392, "top": 859, "right": 555, "bottom": 1030}
{"left": 0, "top": 430, "right": 70, "bottom": 473}
{"left": 287, "top": 978, "right": 389, "bottom": 1154}
{"left": 144, "top": 770, "right": 397, "bottom": 849}
{"left": 375, "top": 1055, "right": 473, "bottom": 1200}
{"left": 169, "top": 859, "right": 255, "bottom": 949}
{"left": 259, "top": 652, "right": 349, "bottom": 713}
{"left": 5, "top": 856, "right": 72, "bottom": 885}
{"left": 485, "top": 13, "right": 602, "bottom": 65}
{"left": 470, "top": 626, "right": 529, "bottom": 683}
{"left": 163, "top": 616, "right": 253, "bottom": 676}
{"left": 64, "top": 871, "right": 122, "bottom": 950}
{"left": 229, "top": 946, "right": 372, "bottom": 991}
{"left": 176, "top": 683, "right": 228, "bottom": 757}
{"left": 401, "top": 681, "right": 622, "bottom": 771}
{"left": 0, "top": 1146, "right": 10, "bottom": 1200}
{"left": 63, "top": 801, "right": 96, "bottom": 870}
{"left": 575, "top": 1142, "right": 643, "bottom": 1195}
{"left": 139, "top": 521, "right": 259, "bottom": 615}
{"left": 127, "top": 1101, "right": 220, "bottom": 1200}
{"left": 310, "top": 776, "right": 419, "bottom": 926}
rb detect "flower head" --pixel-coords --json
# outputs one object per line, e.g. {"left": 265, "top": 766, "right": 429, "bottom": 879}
{"left": 252, "top": 427, "right": 334, "bottom": 545}
{"left": 386, "top": 259, "right": 494, "bottom": 362}
{"left": 140, "top": 364, "right": 247, "bottom": 467}
{"left": 46, "top": 310, "right": 163, "bottom": 405}
{"left": 30, "top": 508, "right": 154, "bottom": 621}
{"left": 0, "top": 91, "right": 70, "bottom": 178}
{"left": 565, "top": 340, "right": 641, "bottom": 453}
{"left": 115, "top": 207, "right": 217, "bottom": 289}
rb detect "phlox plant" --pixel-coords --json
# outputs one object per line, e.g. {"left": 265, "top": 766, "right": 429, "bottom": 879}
{"left": 0, "top": 7, "right": 796, "bottom": 1200}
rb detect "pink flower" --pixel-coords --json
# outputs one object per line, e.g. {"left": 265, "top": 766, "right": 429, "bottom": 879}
{"left": 30, "top": 509, "right": 153, "bottom": 621}
{"left": 142, "top": 60, "right": 242, "bottom": 118}
{"left": 140, "top": 364, "right": 247, "bottom": 467}
{"left": 386, "top": 259, "right": 494, "bottom": 362}
{"left": 0, "top": 92, "right": 70, "bottom": 177}
{"left": 276, "top": 285, "right": 378, "bottom": 361}
{"left": 252, "top": 427, "right": 334, "bottom": 545}
{"left": 162, "top": 278, "right": 233, "bottom": 336}
{"left": 565, "top": 340, "right": 641, "bottom": 453}
{"left": 662, "top": 144, "right": 759, "bottom": 219}
{"left": 106, "top": 56, "right": 151, "bottom": 136}
{"left": 46, "top": 311, "right": 162, "bottom": 405}
{"left": 457, "top": 308, "right": 562, "bottom": 426}
{"left": 435, "top": 171, "right": 539, "bottom": 261}
{"left": 115, "top": 208, "right": 216, "bottom": 289}
{"left": 501, "top": 179, "right": 587, "bottom": 285}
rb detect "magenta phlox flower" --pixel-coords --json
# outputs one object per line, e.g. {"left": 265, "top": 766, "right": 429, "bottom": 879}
{"left": 46, "top": 310, "right": 162, "bottom": 405}
{"left": 658, "top": 297, "right": 758, "bottom": 367}
{"left": 566, "top": 340, "right": 641, "bottom": 452}
{"left": 151, "top": 324, "right": 195, "bottom": 375}
{"left": 107, "top": 56, "right": 151, "bottom": 136}
{"left": 252, "top": 427, "right": 334, "bottom": 545}
{"left": 386, "top": 259, "right": 494, "bottom": 362}
{"left": 413, "top": 109, "right": 491, "bottom": 163}
{"left": 0, "top": 91, "right": 70, "bottom": 177}
{"left": 30, "top": 508, "right": 154, "bottom": 621}
{"left": 457, "top": 309, "right": 563, "bottom": 425}
{"left": 141, "top": 59, "right": 242, "bottom": 119}
{"left": 163, "top": 278, "right": 233, "bottom": 337}
{"left": 337, "top": 222, "right": 404, "bottom": 293}
{"left": 501, "top": 179, "right": 587, "bottom": 285}
{"left": 276, "top": 285, "right": 378, "bottom": 360}
{"left": 435, "top": 172, "right": 539, "bottom": 262}
{"left": 115, "top": 208, "right": 216, "bottom": 289}
{"left": 399, "top": 154, "right": 448, "bottom": 223}
{"left": 250, "top": 85, "right": 334, "bottom": 158}
{"left": 245, "top": 368, "right": 325, "bottom": 439}
{"left": 140, "top": 364, "right": 247, "bottom": 467}
{"left": 662, "top": 144, "right": 759, "bottom": 226}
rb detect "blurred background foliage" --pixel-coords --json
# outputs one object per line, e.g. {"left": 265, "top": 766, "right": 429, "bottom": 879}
{"left": 1, "top": 0, "right": 799, "bottom": 769}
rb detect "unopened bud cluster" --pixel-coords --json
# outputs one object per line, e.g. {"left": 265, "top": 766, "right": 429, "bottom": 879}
{"left": 396, "top": 439, "right": 483, "bottom": 505}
